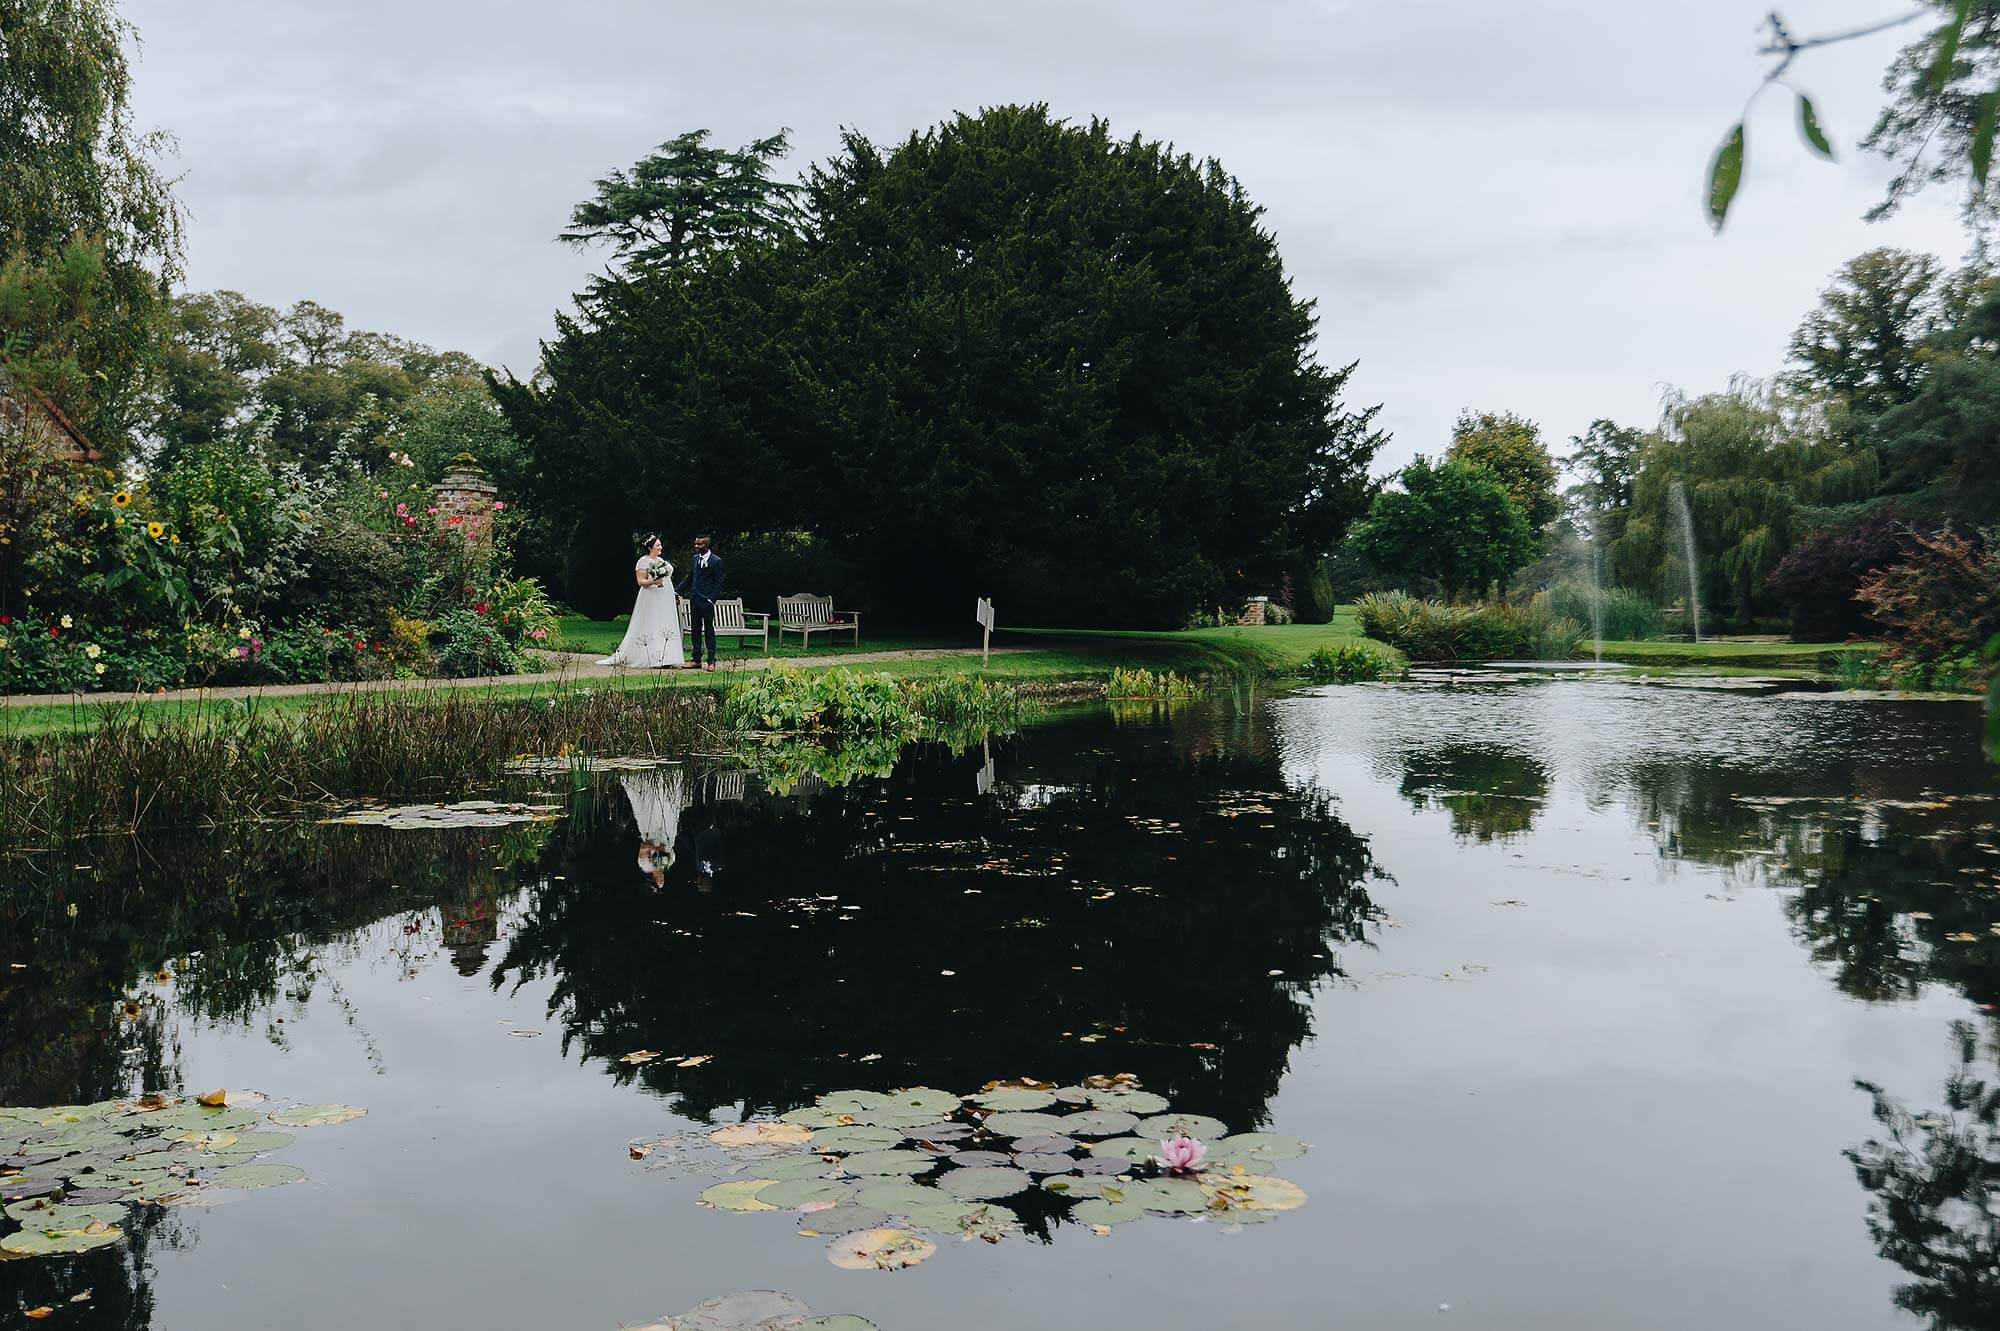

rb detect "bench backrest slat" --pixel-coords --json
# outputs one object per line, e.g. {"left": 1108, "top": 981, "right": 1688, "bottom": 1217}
{"left": 777, "top": 594, "right": 834, "bottom": 628}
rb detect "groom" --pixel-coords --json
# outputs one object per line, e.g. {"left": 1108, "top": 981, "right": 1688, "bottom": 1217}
{"left": 677, "top": 531, "right": 724, "bottom": 671}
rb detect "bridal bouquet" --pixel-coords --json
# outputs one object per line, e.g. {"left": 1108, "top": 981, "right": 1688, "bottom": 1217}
{"left": 643, "top": 556, "right": 673, "bottom": 587}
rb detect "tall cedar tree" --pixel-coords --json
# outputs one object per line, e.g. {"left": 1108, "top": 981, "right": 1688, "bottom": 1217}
{"left": 501, "top": 106, "right": 1382, "bottom": 625}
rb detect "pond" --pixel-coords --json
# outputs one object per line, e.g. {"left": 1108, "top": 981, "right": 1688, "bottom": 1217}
{"left": 2, "top": 677, "right": 1996, "bottom": 1329}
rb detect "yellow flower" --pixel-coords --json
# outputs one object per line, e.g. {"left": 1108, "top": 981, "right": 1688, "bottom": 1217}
{"left": 0, "top": 638, "right": 8, "bottom": 650}
{"left": 237, "top": 627, "right": 251, "bottom": 640}
{"left": 146, "top": 521, "right": 165, "bottom": 539}
{"left": 59, "top": 615, "right": 72, "bottom": 629}
{"left": 112, "top": 491, "right": 132, "bottom": 508}
{"left": 170, "top": 533, "right": 181, "bottom": 545}
{"left": 83, "top": 643, "right": 101, "bottom": 659}
{"left": 93, "top": 662, "right": 106, "bottom": 676}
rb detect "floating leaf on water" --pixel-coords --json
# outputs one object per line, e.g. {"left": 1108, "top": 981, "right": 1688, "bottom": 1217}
{"left": 1124, "top": 1177, "right": 1209, "bottom": 1214}
{"left": 840, "top": 1150, "right": 934, "bottom": 1177}
{"left": 267, "top": 1104, "right": 366, "bottom": 1128}
{"left": 896, "top": 1197, "right": 1019, "bottom": 1238}
{"left": 1199, "top": 1172, "right": 1306, "bottom": 1212}
{"left": 816, "top": 1090, "right": 894, "bottom": 1114}
{"left": 1137, "top": 1114, "right": 1228, "bottom": 1140}
{"left": 780, "top": 1106, "right": 854, "bottom": 1129}
{"left": 1086, "top": 1137, "right": 1158, "bottom": 1163}
{"left": 973, "top": 1088, "right": 1057, "bottom": 1112}
{"left": 941, "top": 1149, "right": 1012, "bottom": 1169}
{"left": 1071, "top": 1156, "right": 1131, "bottom": 1176}
{"left": 1085, "top": 1089, "right": 1169, "bottom": 1115}
{"left": 677, "top": 1290, "right": 811, "bottom": 1330}
{"left": 1010, "top": 1135, "right": 1078, "bottom": 1155}
{"left": 0, "top": 1179, "right": 64, "bottom": 1202}
{"left": 50, "top": 1187, "right": 127, "bottom": 1205}
{"left": 1204, "top": 1132, "right": 1308, "bottom": 1166}
{"left": 316, "top": 799, "right": 560, "bottom": 830}
{"left": 204, "top": 1162, "right": 306, "bottom": 1190}
{"left": 906, "top": 1121, "right": 972, "bottom": 1142}
{"left": 698, "top": 1179, "right": 779, "bottom": 1212}
{"left": 194, "top": 1089, "right": 228, "bottom": 1108}
{"left": 1, "top": 1225, "right": 124, "bottom": 1255}
{"left": 979, "top": 1110, "right": 1070, "bottom": 1137}
{"left": 883, "top": 1088, "right": 961, "bottom": 1116}
{"left": 811, "top": 1125, "right": 903, "bottom": 1154}
{"left": 827, "top": 1227, "right": 936, "bottom": 1271}
{"left": 1013, "top": 1152, "right": 1078, "bottom": 1175}
{"left": 794, "top": 1317, "right": 881, "bottom": 1331}
{"left": 1053, "top": 1086, "right": 1092, "bottom": 1105}
{"left": 1070, "top": 1195, "right": 1147, "bottom": 1227}
{"left": 709, "top": 1122, "right": 813, "bottom": 1149}
{"left": 1041, "top": 1175, "right": 1115, "bottom": 1199}
{"left": 846, "top": 1106, "right": 943, "bottom": 1130}
{"left": 620, "top": 1050, "right": 664, "bottom": 1064}
{"left": 853, "top": 1181, "right": 939, "bottom": 1214}
{"left": 1058, "top": 1109, "right": 1139, "bottom": 1138}
{"left": 3, "top": 1202, "right": 125, "bottom": 1228}
{"left": 754, "top": 1155, "right": 843, "bottom": 1181}
{"left": 756, "top": 1178, "right": 857, "bottom": 1211}
{"left": 800, "top": 1204, "right": 891, "bottom": 1235}
{"left": 936, "top": 1165, "right": 1032, "bottom": 1200}
{"left": 222, "top": 1131, "right": 294, "bottom": 1153}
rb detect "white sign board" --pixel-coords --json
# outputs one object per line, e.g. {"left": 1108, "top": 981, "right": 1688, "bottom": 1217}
{"left": 974, "top": 597, "right": 995, "bottom": 631}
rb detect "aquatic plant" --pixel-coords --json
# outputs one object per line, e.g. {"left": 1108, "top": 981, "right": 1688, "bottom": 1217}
{"left": 1296, "top": 643, "right": 1399, "bottom": 683}
{"left": 723, "top": 668, "right": 1027, "bottom": 738}
{"left": 1104, "top": 667, "right": 1204, "bottom": 702}
{"left": 633, "top": 1075, "right": 1308, "bottom": 1270}
{"left": 0, "top": 1091, "right": 363, "bottom": 1257}
{"left": 0, "top": 685, "right": 718, "bottom": 848}
{"left": 1354, "top": 590, "right": 1584, "bottom": 661}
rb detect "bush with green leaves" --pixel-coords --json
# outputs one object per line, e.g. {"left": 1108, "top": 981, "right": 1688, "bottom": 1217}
{"left": 1355, "top": 590, "right": 1583, "bottom": 661}
{"left": 1297, "top": 643, "right": 1400, "bottom": 683}
{"left": 724, "top": 667, "right": 913, "bottom": 734}
{"left": 1537, "top": 579, "right": 1661, "bottom": 641}
{"left": 432, "top": 609, "right": 518, "bottom": 678}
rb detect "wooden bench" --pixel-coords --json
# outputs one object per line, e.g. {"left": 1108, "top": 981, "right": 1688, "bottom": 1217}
{"left": 678, "top": 596, "right": 770, "bottom": 652}
{"left": 776, "top": 593, "right": 861, "bottom": 649}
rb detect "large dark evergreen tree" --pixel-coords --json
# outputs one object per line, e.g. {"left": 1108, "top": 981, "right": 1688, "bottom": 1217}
{"left": 502, "top": 106, "right": 1381, "bottom": 625}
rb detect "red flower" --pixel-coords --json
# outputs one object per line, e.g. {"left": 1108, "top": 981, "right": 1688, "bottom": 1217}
{"left": 473, "top": 602, "right": 488, "bottom": 615}
{"left": 372, "top": 640, "right": 383, "bottom": 651}
{"left": 353, "top": 639, "right": 365, "bottom": 650}
{"left": 0, "top": 615, "right": 9, "bottom": 625}
{"left": 447, "top": 515, "right": 463, "bottom": 525}
{"left": 49, "top": 627, "right": 58, "bottom": 637}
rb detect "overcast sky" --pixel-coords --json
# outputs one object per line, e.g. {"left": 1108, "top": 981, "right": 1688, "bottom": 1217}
{"left": 125, "top": 0, "right": 1971, "bottom": 473}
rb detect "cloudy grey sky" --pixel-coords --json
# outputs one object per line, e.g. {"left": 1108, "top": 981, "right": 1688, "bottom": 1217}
{"left": 125, "top": 0, "right": 1969, "bottom": 472}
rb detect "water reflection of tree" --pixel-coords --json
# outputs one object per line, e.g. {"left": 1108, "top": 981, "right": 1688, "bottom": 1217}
{"left": 1847, "top": 1021, "right": 2000, "bottom": 1330}
{"left": 1395, "top": 744, "right": 1551, "bottom": 842}
{"left": 494, "top": 724, "right": 1381, "bottom": 1131}
{"left": 0, "top": 1214, "right": 182, "bottom": 1331}
{"left": 0, "top": 819, "right": 546, "bottom": 1105}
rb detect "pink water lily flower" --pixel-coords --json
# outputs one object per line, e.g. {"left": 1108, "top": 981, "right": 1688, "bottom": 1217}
{"left": 1158, "top": 1135, "right": 1206, "bottom": 1172}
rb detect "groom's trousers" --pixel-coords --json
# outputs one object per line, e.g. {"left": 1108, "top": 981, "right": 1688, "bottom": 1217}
{"left": 690, "top": 599, "right": 717, "bottom": 664}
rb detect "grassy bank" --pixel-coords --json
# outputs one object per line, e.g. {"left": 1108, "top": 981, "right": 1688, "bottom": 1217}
{"left": 1591, "top": 638, "right": 1876, "bottom": 670}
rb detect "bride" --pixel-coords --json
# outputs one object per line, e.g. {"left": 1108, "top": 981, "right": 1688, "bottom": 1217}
{"left": 597, "top": 533, "right": 685, "bottom": 668}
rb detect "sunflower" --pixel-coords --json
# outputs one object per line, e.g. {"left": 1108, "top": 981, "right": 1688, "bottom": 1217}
{"left": 146, "top": 521, "right": 165, "bottom": 539}
{"left": 112, "top": 491, "right": 132, "bottom": 508}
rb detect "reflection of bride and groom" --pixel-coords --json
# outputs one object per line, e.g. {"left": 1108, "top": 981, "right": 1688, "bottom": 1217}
{"left": 621, "top": 765, "right": 742, "bottom": 889}
{"left": 596, "top": 531, "right": 726, "bottom": 671}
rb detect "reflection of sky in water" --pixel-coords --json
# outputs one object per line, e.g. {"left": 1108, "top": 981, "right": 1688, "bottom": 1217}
{"left": 2, "top": 684, "right": 1997, "bottom": 1330}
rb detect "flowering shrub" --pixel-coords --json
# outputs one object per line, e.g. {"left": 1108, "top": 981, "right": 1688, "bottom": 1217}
{"left": 433, "top": 608, "right": 517, "bottom": 678}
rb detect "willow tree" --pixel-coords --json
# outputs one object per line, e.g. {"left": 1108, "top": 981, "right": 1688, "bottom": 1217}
{"left": 0, "top": 0, "right": 182, "bottom": 452}
{"left": 1611, "top": 384, "right": 1877, "bottom": 627}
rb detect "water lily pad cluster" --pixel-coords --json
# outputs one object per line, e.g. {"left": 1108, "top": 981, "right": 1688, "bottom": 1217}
{"left": 627, "top": 1289, "right": 877, "bottom": 1331}
{"left": 317, "top": 799, "right": 560, "bottom": 830}
{"left": 0, "top": 1092, "right": 365, "bottom": 1256}
{"left": 635, "top": 1076, "right": 1307, "bottom": 1270}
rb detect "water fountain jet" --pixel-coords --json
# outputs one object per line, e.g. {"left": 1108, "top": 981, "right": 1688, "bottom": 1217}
{"left": 1669, "top": 479, "right": 1702, "bottom": 643}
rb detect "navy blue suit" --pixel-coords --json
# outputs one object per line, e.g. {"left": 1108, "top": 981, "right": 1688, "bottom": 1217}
{"left": 677, "top": 551, "right": 725, "bottom": 663}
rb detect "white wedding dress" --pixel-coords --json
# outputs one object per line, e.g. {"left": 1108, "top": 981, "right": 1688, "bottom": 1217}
{"left": 598, "top": 558, "right": 685, "bottom": 667}
{"left": 623, "top": 765, "right": 689, "bottom": 873}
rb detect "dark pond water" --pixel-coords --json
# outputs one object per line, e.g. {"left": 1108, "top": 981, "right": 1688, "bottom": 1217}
{"left": 3, "top": 678, "right": 1998, "bottom": 1330}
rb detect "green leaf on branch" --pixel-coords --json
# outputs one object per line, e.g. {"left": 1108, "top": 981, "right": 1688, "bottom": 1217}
{"left": 1798, "top": 94, "right": 1834, "bottom": 159}
{"left": 1974, "top": 93, "right": 1999, "bottom": 188}
{"left": 1708, "top": 123, "right": 1745, "bottom": 232}
{"left": 1932, "top": 0, "right": 1975, "bottom": 93}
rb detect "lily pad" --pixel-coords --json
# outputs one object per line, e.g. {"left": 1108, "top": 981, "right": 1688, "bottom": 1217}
{"left": 815, "top": 1090, "right": 894, "bottom": 1114}
{"left": 905, "top": 1121, "right": 973, "bottom": 1142}
{"left": 0, "top": 1178, "right": 63, "bottom": 1202}
{"left": 756, "top": 1155, "right": 844, "bottom": 1181}
{"left": 882, "top": 1088, "right": 961, "bottom": 1116}
{"left": 1010, "top": 1135, "right": 1078, "bottom": 1155}
{"left": 846, "top": 1107, "right": 942, "bottom": 1130}
{"left": 973, "top": 1087, "right": 1057, "bottom": 1111}
{"left": 204, "top": 1162, "right": 306, "bottom": 1190}
{"left": 827, "top": 1226, "right": 936, "bottom": 1271}
{"left": 1204, "top": 1132, "right": 1308, "bottom": 1166}
{"left": 810, "top": 1125, "right": 903, "bottom": 1154}
{"left": 1, "top": 1223, "right": 124, "bottom": 1255}
{"left": 1013, "top": 1152, "right": 1078, "bottom": 1175}
{"left": 1057, "top": 1109, "right": 1139, "bottom": 1138}
{"left": 936, "top": 1166, "right": 1031, "bottom": 1200}
{"left": 779, "top": 1106, "right": 854, "bottom": 1129}
{"left": 221, "top": 1131, "right": 296, "bottom": 1153}
{"left": 1086, "top": 1137, "right": 1159, "bottom": 1162}
{"left": 840, "top": 1150, "right": 934, "bottom": 1177}
{"left": 710, "top": 1122, "right": 813, "bottom": 1149}
{"left": 1124, "top": 1177, "right": 1209, "bottom": 1214}
{"left": 1200, "top": 1172, "right": 1306, "bottom": 1212}
{"left": 756, "top": 1178, "right": 857, "bottom": 1211}
{"left": 853, "top": 1181, "right": 938, "bottom": 1214}
{"left": 1070, "top": 1195, "right": 1147, "bottom": 1227}
{"left": 1041, "top": 1175, "right": 1115, "bottom": 1199}
{"left": 979, "top": 1110, "right": 1070, "bottom": 1137}
{"left": 1137, "top": 1113, "right": 1228, "bottom": 1140}
{"left": 1085, "top": 1088, "right": 1169, "bottom": 1115}
{"left": 941, "top": 1149, "right": 1013, "bottom": 1169}
{"left": 897, "top": 1197, "right": 1018, "bottom": 1237}
{"left": 698, "top": 1179, "right": 778, "bottom": 1212}
{"left": 1053, "top": 1086, "right": 1092, "bottom": 1104}
{"left": 678, "top": 1290, "right": 811, "bottom": 1330}
{"left": 268, "top": 1104, "right": 366, "bottom": 1128}
{"left": 798, "top": 1204, "right": 891, "bottom": 1235}
{"left": 51, "top": 1186, "right": 127, "bottom": 1204}
{"left": 3, "top": 1202, "right": 125, "bottom": 1228}
{"left": 1072, "top": 1156, "right": 1131, "bottom": 1176}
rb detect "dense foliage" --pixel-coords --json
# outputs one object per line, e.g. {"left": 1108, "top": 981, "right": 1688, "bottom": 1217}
{"left": 498, "top": 106, "right": 1382, "bottom": 626}
{"left": 1349, "top": 456, "right": 1534, "bottom": 599}
{"left": 1446, "top": 410, "right": 1560, "bottom": 538}
{"left": 1354, "top": 590, "right": 1584, "bottom": 662}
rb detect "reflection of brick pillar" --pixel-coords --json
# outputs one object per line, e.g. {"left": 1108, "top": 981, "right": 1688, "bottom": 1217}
{"left": 430, "top": 451, "right": 498, "bottom": 545}
{"left": 1236, "top": 596, "right": 1268, "bottom": 626}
